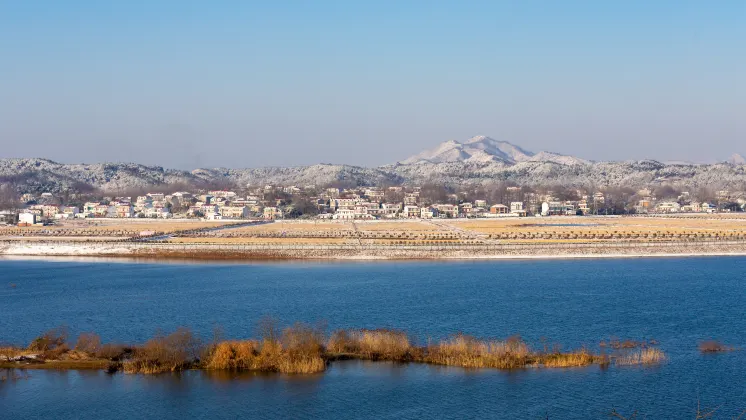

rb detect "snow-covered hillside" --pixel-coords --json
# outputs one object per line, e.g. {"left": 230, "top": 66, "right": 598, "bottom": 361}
{"left": 2, "top": 137, "right": 745, "bottom": 193}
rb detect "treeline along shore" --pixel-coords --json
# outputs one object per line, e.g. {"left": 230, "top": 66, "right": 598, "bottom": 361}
{"left": 1, "top": 322, "right": 673, "bottom": 375}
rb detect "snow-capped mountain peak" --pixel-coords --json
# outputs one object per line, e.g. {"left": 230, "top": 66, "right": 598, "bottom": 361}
{"left": 400, "top": 135, "right": 586, "bottom": 166}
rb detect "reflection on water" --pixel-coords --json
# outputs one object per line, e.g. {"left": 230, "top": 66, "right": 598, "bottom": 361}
{"left": 3, "top": 359, "right": 745, "bottom": 419}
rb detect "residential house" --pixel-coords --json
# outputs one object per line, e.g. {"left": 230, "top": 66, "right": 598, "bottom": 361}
{"left": 221, "top": 206, "right": 249, "bottom": 219}
{"left": 541, "top": 201, "right": 574, "bottom": 216}
{"left": 681, "top": 202, "right": 702, "bottom": 213}
{"left": 655, "top": 202, "right": 681, "bottom": 213}
{"left": 404, "top": 193, "right": 419, "bottom": 205}
{"left": 510, "top": 202, "right": 527, "bottom": 217}
{"left": 635, "top": 199, "right": 653, "bottom": 214}
{"left": 115, "top": 203, "right": 135, "bottom": 218}
{"left": 29, "top": 204, "right": 60, "bottom": 218}
{"left": 434, "top": 204, "right": 458, "bottom": 218}
{"left": 364, "top": 188, "right": 385, "bottom": 202}
{"left": 0, "top": 210, "right": 16, "bottom": 224}
{"left": 263, "top": 207, "right": 283, "bottom": 220}
{"left": 459, "top": 202, "right": 474, "bottom": 217}
{"left": 353, "top": 206, "right": 374, "bottom": 219}
{"left": 381, "top": 203, "right": 402, "bottom": 218}
{"left": 56, "top": 206, "right": 80, "bottom": 219}
{"left": 702, "top": 202, "right": 717, "bottom": 213}
{"left": 331, "top": 198, "right": 358, "bottom": 211}
{"left": 402, "top": 205, "right": 420, "bottom": 218}
{"left": 361, "top": 202, "right": 383, "bottom": 217}
{"left": 143, "top": 207, "right": 172, "bottom": 218}
{"left": 420, "top": 207, "right": 437, "bottom": 219}
{"left": 332, "top": 209, "right": 355, "bottom": 220}
{"left": 490, "top": 204, "right": 509, "bottom": 214}
{"left": 205, "top": 211, "right": 223, "bottom": 220}
{"left": 577, "top": 199, "right": 590, "bottom": 214}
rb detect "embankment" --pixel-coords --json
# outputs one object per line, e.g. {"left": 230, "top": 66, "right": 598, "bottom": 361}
{"left": 2, "top": 239, "right": 746, "bottom": 260}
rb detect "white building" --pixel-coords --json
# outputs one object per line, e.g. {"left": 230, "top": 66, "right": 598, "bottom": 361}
{"left": 402, "top": 205, "right": 420, "bottom": 218}
{"left": 18, "top": 212, "right": 38, "bottom": 226}
{"left": 510, "top": 202, "right": 527, "bottom": 216}
{"left": 420, "top": 207, "right": 438, "bottom": 219}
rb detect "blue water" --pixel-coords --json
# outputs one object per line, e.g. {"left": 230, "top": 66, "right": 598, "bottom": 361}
{"left": 1, "top": 257, "right": 745, "bottom": 418}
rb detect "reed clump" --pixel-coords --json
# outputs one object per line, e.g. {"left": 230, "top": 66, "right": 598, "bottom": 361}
{"left": 328, "top": 329, "right": 412, "bottom": 361}
{"left": 0, "top": 346, "right": 24, "bottom": 361}
{"left": 698, "top": 340, "right": 736, "bottom": 353}
{"left": 28, "top": 327, "right": 70, "bottom": 360}
{"left": 123, "top": 328, "right": 202, "bottom": 374}
{"left": 204, "top": 323, "right": 326, "bottom": 374}
{"left": 276, "top": 323, "right": 326, "bottom": 373}
{"left": 95, "top": 343, "right": 130, "bottom": 361}
{"left": 615, "top": 348, "right": 666, "bottom": 366}
{"left": 5, "top": 324, "right": 670, "bottom": 375}
{"left": 540, "top": 349, "right": 599, "bottom": 368}
{"left": 74, "top": 332, "right": 102, "bottom": 355}
{"left": 206, "top": 340, "right": 261, "bottom": 370}
{"left": 424, "top": 334, "right": 530, "bottom": 369}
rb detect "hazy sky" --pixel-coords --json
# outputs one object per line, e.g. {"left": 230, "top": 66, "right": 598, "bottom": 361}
{"left": 1, "top": 1, "right": 745, "bottom": 169}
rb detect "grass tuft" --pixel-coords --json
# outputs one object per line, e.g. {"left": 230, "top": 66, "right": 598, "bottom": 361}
{"left": 123, "top": 327, "right": 201, "bottom": 374}
{"left": 328, "top": 329, "right": 412, "bottom": 361}
{"left": 424, "top": 334, "right": 530, "bottom": 369}
{"left": 698, "top": 340, "right": 736, "bottom": 353}
{"left": 540, "top": 349, "right": 597, "bottom": 368}
{"left": 615, "top": 348, "right": 666, "bottom": 366}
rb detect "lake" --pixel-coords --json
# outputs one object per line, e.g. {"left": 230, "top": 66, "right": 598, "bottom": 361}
{"left": 1, "top": 257, "right": 745, "bottom": 418}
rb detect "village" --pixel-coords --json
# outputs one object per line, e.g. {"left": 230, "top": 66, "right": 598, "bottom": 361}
{"left": 1, "top": 183, "right": 744, "bottom": 227}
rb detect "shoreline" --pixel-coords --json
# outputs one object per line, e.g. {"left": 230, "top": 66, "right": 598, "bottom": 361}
{"left": 3, "top": 240, "right": 746, "bottom": 262}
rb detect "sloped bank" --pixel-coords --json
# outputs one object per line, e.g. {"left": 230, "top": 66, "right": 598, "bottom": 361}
{"left": 3, "top": 239, "right": 746, "bottom": 260}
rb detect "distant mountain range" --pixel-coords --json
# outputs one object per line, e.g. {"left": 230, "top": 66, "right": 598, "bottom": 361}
{"left": 2, "top": 136, "right": 746, "bottom": 193}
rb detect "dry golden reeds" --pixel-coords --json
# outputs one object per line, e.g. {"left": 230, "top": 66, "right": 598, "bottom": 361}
{"left": 5, "top": 324, "right": 681, "bottom": 375}
{"left": 205, "top": 340, "right": 261, "bottom": 370}
{"left": 74, "top": 333, "right": 102, "bottom": 355}
{"left": 540, "top": 349, "right": 597, "bottom": 368}
{"left": 424, "top": 334, "right": 530, "bottom": 369}
{"left": 328, "top": 329, "right": 412, "bottom": 361}
{"left": 203, "top": 323, "right": 326, "bottom": 374}
{"left": 615, "top": 348, "right": 666, "bottom": 366}
{"left": 123, "top": 327, "right": 201, "bottom": 374}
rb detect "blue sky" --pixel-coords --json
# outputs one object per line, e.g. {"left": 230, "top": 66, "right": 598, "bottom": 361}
{"left": 1, "top": 1, "right": 744, "bottom": 168}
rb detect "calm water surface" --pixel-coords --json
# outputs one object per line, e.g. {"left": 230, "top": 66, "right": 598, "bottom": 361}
{"left": 1, "top": 257, "right": 745, "bottom": 418}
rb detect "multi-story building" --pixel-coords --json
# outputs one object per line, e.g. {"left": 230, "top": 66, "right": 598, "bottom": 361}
{"left": 402, "top": 205, "right": 420, "bottom": 218}
{"left": 434, "top": 204, "right": 458, "bottom": 218}
{"left": 490, "top": 204, "right": 509, "bottom": 214}
{"left": 221, "top": 206, "right": 249, "bottom": 219}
